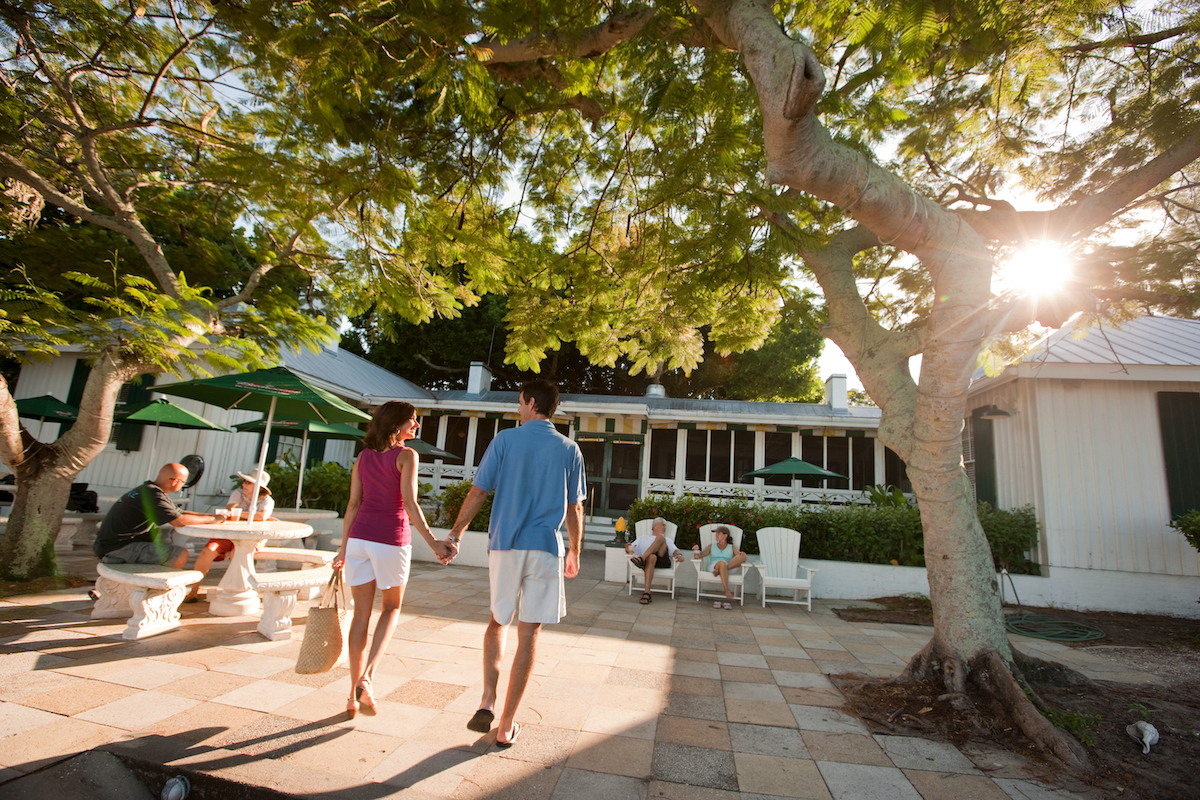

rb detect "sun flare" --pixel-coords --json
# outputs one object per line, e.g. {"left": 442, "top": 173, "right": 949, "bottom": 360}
{"left": 997, "top": 242, "right": 1074, "bottom": 296}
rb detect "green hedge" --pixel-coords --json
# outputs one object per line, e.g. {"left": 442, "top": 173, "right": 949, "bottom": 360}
{"left": 626, "top": 495, "right": 1040, "bottom": 574}
{"left": 434, "top": 480, "right": 494, "bottom": 531}
{"left": 266, "top": 456, "right": 352, "bottom": 513}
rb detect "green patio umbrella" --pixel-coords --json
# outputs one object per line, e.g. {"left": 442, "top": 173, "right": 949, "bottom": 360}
{"left": 156, "top": 367, "right": 370, "bottom": 516}
{"left": 117, "top": 398, "right": 230, "bottom": 480}
{"left": 233, "top": 417, "right": 364, "bottom": 509}
{"left": 406, "top": 438, "right": 462, "bottom": 462}
{"left": 741, "top": 456, "right": 846, "bottom": 481}
{"left": 16, "top": 395, "right": 78, "bottom": 441}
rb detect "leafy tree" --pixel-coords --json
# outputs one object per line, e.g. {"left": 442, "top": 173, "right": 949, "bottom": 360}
{"left": 278, "top": 1, "right": 1196, "bottom": 766}
{"left": 345, "top": 286, "right": 824, "bottom": 400}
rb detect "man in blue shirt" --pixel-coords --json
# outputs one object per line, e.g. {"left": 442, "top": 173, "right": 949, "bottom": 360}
{"left": 447, "top": 379, "right": 586, "bottom": 748}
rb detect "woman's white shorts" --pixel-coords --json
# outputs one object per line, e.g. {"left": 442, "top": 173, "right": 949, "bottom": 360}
{"left": 344, "top": 538, "right": 411, "bottom": 590}
{"left": 488, "top": 549, "right": 565, "bottom": 625}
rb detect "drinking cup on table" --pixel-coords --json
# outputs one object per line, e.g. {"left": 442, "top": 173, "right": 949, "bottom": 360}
{"left": 229, "top": 507, "right": 242, "bottom": 522}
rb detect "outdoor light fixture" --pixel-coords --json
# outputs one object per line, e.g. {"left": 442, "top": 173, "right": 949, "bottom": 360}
{"left": 979, "top": 405, "right": 1013, "bottom": 420}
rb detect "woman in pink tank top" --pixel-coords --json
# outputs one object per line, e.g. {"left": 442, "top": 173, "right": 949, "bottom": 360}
{"left": 332, "top": 402, "right": 452, "bottom": 718}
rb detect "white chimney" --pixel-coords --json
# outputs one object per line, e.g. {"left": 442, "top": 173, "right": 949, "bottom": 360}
{"left": 645, "top": 384, "right": 666, "bottom": 398}
{"left": 824, "top": 374, "right": 848, "bottom": 413}
{"left": 467, "top": 362, "right": 492, "bottom": 395}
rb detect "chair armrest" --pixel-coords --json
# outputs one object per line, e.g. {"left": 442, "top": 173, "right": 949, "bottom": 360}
{"left": 795, "top": 561, "right": 819, "bottom": 580}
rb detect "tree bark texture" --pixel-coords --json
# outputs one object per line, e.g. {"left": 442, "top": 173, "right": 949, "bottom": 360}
{"left": 0, "top": 350, "right": 141, "bottom": 580}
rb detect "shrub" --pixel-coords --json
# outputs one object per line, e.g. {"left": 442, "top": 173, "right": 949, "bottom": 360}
{"left": 266, "top": 456, "right": 352, "bottom": 513}
{"left": 434, "top": 480, "right": 493, "bottom": 531}
{"left": 626, "top": 494, "right": 1040, "bottom": 572}
{"left": 1168, "top": 509, "right": 1200, "bottom": 553}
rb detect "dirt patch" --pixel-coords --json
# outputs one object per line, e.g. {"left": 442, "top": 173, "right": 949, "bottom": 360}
{"left": 0, "top": 573, "right": 92, "bottom": 599}
{"left": 834, "top": 598, "right": 1200, "bottom": 800}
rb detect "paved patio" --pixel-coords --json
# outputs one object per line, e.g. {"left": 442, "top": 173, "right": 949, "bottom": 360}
{"left": 0, "top": 549, "right": 1136, "bottom": 799}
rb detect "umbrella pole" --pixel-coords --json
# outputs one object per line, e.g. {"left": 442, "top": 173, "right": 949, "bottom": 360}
{"left": 249, "top": 397, "right": 276, "bottom": 522}
{"left": 295, "top": 431, "right": 310, "bottom": 510}
{"left": 145, "top": 422, "right": 161, "bottom": 481}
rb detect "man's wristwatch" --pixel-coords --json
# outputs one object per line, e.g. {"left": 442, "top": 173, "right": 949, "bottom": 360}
{"left": 447, "top": 534, "right": 461, "bottom": 544}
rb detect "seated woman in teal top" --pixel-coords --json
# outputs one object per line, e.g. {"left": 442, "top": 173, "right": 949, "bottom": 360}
{"left": 691, "top": 525, "right": 747, "bottom": 609}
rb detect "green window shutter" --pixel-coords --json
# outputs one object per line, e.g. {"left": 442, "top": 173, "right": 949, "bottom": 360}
{"left": 113, "top": 376, "right": 156, "bottom": 452}
{"left": 970, "top": 408, "right": 997, "bottom": 506}
{"left": 1157, "top": 392, "right": 1200, "bottom": 519}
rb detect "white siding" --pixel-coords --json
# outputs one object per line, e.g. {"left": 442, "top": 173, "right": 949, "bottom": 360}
{"left": 1028, "top": 380, "right": 1200, "bottom": 577}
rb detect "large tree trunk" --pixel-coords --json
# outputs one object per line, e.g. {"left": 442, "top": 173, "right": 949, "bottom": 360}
{"left": 707, "top": 0, "right": 1089, "bottom": 769}
{"left": 0, "top": 350, "right": 141, "bottom": 580}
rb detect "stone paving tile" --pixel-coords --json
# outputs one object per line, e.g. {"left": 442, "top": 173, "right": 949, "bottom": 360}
{"left": 780, "top": 686, "right": 848, "bottom": 708}
{"left": 728, "top": 722, "right": 809, "bottom": 758}
{"left": 651, "top": 741, "right": 738, "bottom": 791}
{"left": 0, "top": 716, "right": 126, "bottom": 772}
{"left": 141, "top": 700, "right": 265, "bottom": 748}
{"left": 209, "top": 678, "right": 315, "bottom": 713}
{"left": 567, "top": 730, "right": 654, "bottom": 779}
{"left": 279, "top": 727, "right": 402, "bottom": 780}
{"left": 875, "top": 733, "right": 981, "bottom": 774}
{"left": 647, "top": 779, "right": 739, "bottom": 799}
{"left": 664, "top": 691, "right": 727, "bottom": 721}
{"left": 719, "top": 665, "right": 775, "bottom": 683}
{"left": 73, "top": 688, "right": 201, "bottom": 731}
{"left": 817, "top": 760, "right": 924, "bottom": 800}
{"left": 367, "top": 739, "right": 480, "bottom": 794}
{"left": 581, "top": 705, "right": 658, "bottom": 739}
{"left": 723, "top": 680, "right": 786, "bottom": 703}
{"left": 904, "top": 769, "right": 1014, "bottom": 800}
{"left": 725, "top": 699, "right": 797, "bottom": 727}
{"left": 551, "top": 767, "right": 648, "bottom": 800}
{"left": 790, "top": 705, "right": 871, "bottom": 735}
{"left": 14, "top": 674, "right": 140, "bottom": 715}
{"left": 456, "top": 756, "right": 565, "bottom": 800}
{"left": 735, "top": 752, "right": 832, "bottom": 799}
{"left": 655, "top": 714, "right": 731, "bottom": 749}
{"left": 799, "top": 731, "right": 892, "bottom": 767}
{"left": 716, "top": 651, "right": 769, "bottom": 669}
{"left": 773, "top": 670, "right": 836, "bottom": 689}
{"left": 385, "top": 678, "right": 467, "bottom": 709}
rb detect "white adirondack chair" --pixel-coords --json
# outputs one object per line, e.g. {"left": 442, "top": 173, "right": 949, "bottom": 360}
{"left": 756, "top": 526, "right": 819, "bottom": 610}
{"left": 692, "top": 523, "right": 747, "bottom": 605}
{"left": 627, "top": 518, "right": 681, "bottom": 599}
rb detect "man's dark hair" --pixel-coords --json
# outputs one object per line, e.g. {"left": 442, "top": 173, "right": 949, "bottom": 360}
{"left": 520, "top": 379, "right": 559, "bottom": 417}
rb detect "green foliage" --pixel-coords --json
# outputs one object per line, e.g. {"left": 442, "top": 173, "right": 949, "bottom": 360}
{"left": 1041, "top": 708, "right": 1102, "bottom": 748}
{"left": 626, "top": 495, "right": 1040, "bottom": 572}
{"left": 266, "top": 456, "right": 353, "bottom": 514}
{"left": 864, "top": 484, "right": 912, "bottom": 507}
{"left": 1168, "top": 510, "right": 1200, "bottom": 553}
{"left": 1128, "top": 702, "right": 1153, "bottom": 722}
{"left": 434, "top": 480, "right": 493, "bottom": 532}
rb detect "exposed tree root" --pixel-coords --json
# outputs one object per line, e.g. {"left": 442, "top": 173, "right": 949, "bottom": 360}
{"left": 892, "top": 639, "right": 1091, "bottom": 773}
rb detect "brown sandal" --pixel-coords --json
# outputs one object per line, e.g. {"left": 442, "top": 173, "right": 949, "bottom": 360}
{"left": 639, "top": 592, "right": 652, "bottom": 604}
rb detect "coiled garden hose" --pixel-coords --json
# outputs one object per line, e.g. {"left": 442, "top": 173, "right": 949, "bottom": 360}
{"left": 1000, "top": 569, "right": 1106, "bottom": 642}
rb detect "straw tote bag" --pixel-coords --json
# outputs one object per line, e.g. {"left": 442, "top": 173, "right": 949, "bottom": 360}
{"left": 296, "top": 570, "right": 348, "bottom": 674}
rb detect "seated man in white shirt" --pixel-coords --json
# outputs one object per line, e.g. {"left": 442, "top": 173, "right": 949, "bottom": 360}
{"left": 624, "top": 516, "right": 684, "bottom": 604}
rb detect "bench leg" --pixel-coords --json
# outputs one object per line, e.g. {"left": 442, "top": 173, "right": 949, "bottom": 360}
{"left": 123, "top": 585, "right": 188, "bottom": 640}
{"left": 258, "top": 589, "right": 298, "bottom": 641}
{"left": 53, "top": 524, "right": 77, "bottom": 553}
{"left": 90, "top": 576, "right": 133, "bottom": 620}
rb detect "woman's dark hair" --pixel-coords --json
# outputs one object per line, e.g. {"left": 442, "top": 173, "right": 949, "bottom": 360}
{"left": 520, "top": 379, "right": 559, "bottom": 417}
{"left": 363, "top": 401, "right": 416, "bottom": 451}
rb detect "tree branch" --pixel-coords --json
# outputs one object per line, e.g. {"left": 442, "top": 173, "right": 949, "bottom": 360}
{"left": 1064, "top": 23, "right": 1195, "bottom": 54}
{"left": 475, "top": 9, "right": 656, "bottom": 64}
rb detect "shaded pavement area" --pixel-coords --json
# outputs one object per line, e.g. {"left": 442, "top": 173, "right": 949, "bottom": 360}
{"left": 0, "top": 548, "right": 1150, "bottom": 799}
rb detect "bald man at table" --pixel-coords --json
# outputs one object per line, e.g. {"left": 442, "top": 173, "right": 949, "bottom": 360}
{"left": 93, "top": 462, "right": 225, "bottom": 569}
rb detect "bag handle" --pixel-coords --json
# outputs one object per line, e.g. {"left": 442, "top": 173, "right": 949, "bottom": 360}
{"left": 318, "top": 568, "right": 345, "bottom": 609}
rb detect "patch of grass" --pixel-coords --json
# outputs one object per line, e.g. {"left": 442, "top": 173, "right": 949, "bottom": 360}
{"left": 1128, "top": 702, "right": 1153, "bottom": 722}
{"left": 1042, "top": 707, "right": 1102, "bottom": 747}
{"left": 0, "top": 574, "right": 92, "bottom": 599}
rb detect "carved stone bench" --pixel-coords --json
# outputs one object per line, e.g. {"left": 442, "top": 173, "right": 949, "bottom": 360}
{"left": 62, "top": 512, "right": 106, "bottom": 552}
{"left": 249, "top": 548, "right": 336, "bottom": 641}
{"left": 90, "top": 563, "right": 203, "bottom": 640}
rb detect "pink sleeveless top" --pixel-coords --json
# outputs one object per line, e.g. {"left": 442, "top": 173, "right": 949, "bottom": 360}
{"left": 346, "top": 446, "right": 410, "bottom": 546}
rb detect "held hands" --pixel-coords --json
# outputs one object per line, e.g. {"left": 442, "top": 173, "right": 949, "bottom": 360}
{"left": 673, "top": 551, "right": 685, "bottom": 563}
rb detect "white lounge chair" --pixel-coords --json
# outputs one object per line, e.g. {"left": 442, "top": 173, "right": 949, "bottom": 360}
{"left": 693, "top": 523, "right": 747, "bottom": 605}
{"left": 627, "top": 518, "right": 681, "bottom": 599}
{"left": 756, "top": 526, "right": 819, "bottom": 610}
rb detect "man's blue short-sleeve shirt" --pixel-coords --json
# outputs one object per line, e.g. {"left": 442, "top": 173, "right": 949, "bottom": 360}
{"left": 472, "top": 419, "right": 587, "bottom": 555}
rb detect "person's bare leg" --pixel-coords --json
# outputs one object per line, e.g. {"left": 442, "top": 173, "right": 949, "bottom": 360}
{"left": 496, "top": 620, "right": 541, "bottom": 743}
{"left": 170, "top": 548, "right": 190, "bottom": 570}
{"left": 715, "top": 560, "right": 732, "bottom": 597}
{"left": 480, "top": 615, "right": 508, "bottom": 714}
{"left": 348, "top": 581, "right": 376, "bottom": 711}
{"left": 184, "top": 543, "right": 219, "bottom": 596}
{"left": 642, "top": 535, "right": 669, "bottom": 595}
{"left": 362, "top": 584, "right": 405, "bottom": 685}
{"left": 729, "top": 552, "right": 747, "bottom": 570}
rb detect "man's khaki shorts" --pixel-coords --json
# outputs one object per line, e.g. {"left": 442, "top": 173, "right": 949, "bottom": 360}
{"left": 488, "top": 549, "right": 565, "bottom": 625}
